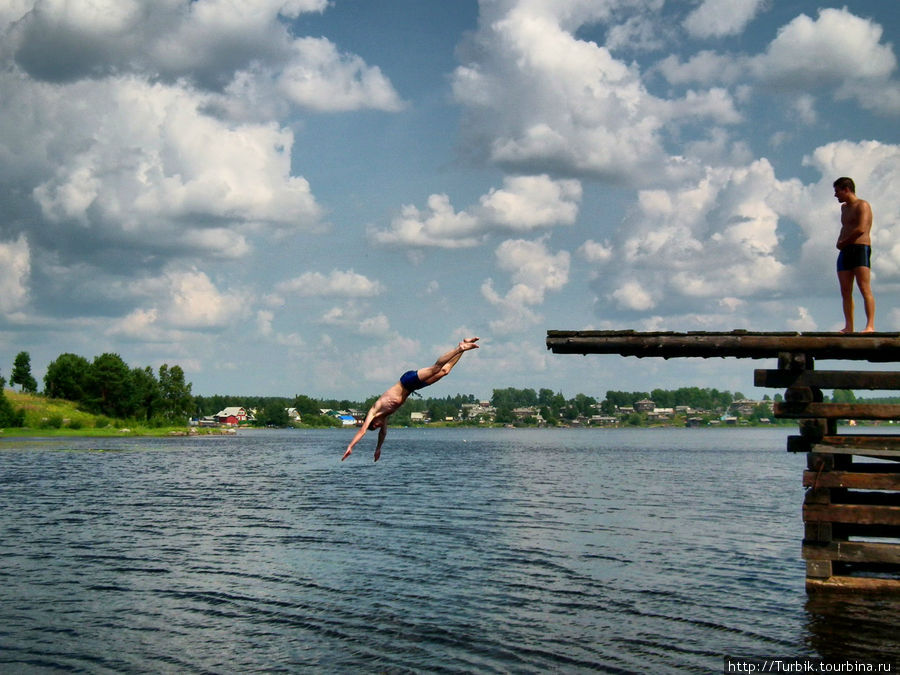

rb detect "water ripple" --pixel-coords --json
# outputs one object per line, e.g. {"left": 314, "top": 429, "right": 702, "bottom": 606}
{"left": 1, "top": 428, "right": 898, "bottom": 672}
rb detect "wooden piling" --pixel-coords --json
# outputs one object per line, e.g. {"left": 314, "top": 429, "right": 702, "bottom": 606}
{"left": 546, "top": 330, "right": 900, "bottom": 592}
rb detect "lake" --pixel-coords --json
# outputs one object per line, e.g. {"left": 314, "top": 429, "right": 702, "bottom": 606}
{"left": 1, "top": 427, "right": 898, "bottom": 673}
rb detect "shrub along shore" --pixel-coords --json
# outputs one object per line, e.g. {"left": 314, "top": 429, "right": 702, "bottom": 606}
{"left": 0, "top": 390, "right": 216, "bottom": 438}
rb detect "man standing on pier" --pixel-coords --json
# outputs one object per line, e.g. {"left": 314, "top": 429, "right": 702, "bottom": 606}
{"left": 341, "top": 337, "right": 479, "bottom": 462}
{"left": 834, "top": 176, "right": 875, "bottom": 333}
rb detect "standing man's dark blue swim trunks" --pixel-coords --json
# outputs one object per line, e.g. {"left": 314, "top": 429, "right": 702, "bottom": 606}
{"left": 837, "top": 243, "right": 871, "bottom": 272}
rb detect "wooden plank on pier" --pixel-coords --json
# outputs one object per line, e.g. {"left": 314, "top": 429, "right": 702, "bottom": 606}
{"left": 754, "top": 369, "right": 900, "bottom": 390}
{"left": 789, "top": 435, "right": 900, "bottom": 457}
{"left": 807, "top": 576, "right": 900, "bottom": 593}
{"left": 803, "top": 541, "right": 900, "bottom": 565}
{"left": 546, "top": 330, "right": 900, "bottom": 361}
{"left": 775, "top": 402, "right": 900, "bottom": 420}
{"left": 803, "top": 470, "right": 900, "bottom": 490}
{"left": 804, "top": 503, "right": 900, "bottom": 526}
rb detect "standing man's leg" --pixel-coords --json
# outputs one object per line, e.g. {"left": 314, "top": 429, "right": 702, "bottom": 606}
{"left": 838, "top": 270, "right": 855, "bottom": 333}
{"left": 855, "top": 267, "right": 875, "bottom": 332}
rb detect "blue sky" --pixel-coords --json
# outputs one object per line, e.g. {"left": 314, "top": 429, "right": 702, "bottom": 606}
{"left": 1, "top": 0, "right": 899, "bottom": 401}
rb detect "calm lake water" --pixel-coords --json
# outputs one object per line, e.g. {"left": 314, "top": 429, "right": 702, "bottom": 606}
{"left": 1, "top": 427, "right": 898, "bottom": 673}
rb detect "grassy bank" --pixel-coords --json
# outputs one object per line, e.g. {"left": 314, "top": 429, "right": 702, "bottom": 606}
{"left": 1, "top": 389, "right": 204, "bottom": 437}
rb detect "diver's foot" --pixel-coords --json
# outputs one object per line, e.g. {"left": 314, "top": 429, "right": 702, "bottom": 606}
{"left": 459, "top": 337, "right": 480, "bottom": 351}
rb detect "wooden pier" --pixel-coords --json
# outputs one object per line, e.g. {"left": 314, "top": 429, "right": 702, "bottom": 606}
{"left": 547, "top": 330, "right": 900, "bottom": 592}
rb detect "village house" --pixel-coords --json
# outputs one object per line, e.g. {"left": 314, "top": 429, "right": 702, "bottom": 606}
{"left": 320, "top": 409, "right": 357, "bottom": 426}
{"left": 634, "top": 399, "right": 655, "bottom": 413}
{"left": 590, "top": 415, "right": 619, "bottom": 426}
{"left": 460, "top": 402, "right": 496, "bottom": 423}
{"left": 647, "top": 407, "right": 675, "bottom": 423}
{"left": 215, "top": 407, "right": 249, "bottom": 426}
{"left": 730, "top": 399, "right": 772, "bottom": 417}
{"left": 512, "top": 407, "right": 545, "bottom": 424}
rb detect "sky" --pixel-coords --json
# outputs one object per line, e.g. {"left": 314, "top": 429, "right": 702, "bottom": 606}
{"left": 1, "top": 0, "right": 899, "bottom": 402}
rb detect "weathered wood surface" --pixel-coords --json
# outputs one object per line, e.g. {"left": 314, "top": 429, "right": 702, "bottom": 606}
{"left": 803, "top": 504, "right": 900, "bottom": 526}
{"left": 775, "top": 402, "right": 900, "bottom": 420}
{"left": 546, "top": 330, "right": 900, "bottom": 361}
{"left": 754, "top": 368, "right": 900, "bottom": 389}
{"left": 803, "top": 541, "right": 900, "bottom": 565}
{"left": 803, "top": 470, "right": 900, "bottom": 490}
{"left": 807, "top": 576, "right": 900, "bottom": 593}
{"left": 789, "top": 435, "right": 900, "bottom": 457}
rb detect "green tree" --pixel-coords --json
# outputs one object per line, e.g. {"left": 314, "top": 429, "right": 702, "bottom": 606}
{"left": 494, "top": 405, "right": 514, "bottom": 424}
{"left": 602, "top": 391, "right": 649, "bottom": 414}
{"left": 158, "top": 364, "right": 193, "bottom": 421}
{"left": 293, "top": 394, "right": 321, "bottom": 417}
{"left": 540, "top": 405, "right": 559, "bottom": 426}
{"left": 44, "top": 353, "right": 91, "bottom": 401}
{"left": 259, "top": 400, "right": 291, "bottom": 426}
{"left": 650, "top": 388, "right": 674, "bottom": 408}
{"left": 0, "top": 389, "right": 25, "bottom": 427}
{"left": 750, "top": 402, "right": 773, "bottom": 422}
{"left": 131, "top": 366, "right": 161, "bottom": 421}
{"left": 538, "top": 388, "right": 556, "bottom": 407}
{"left": 832, "top": 389, "right": 857, "bottom": 403}
{"left": 572, "top": 393, "right": 597, "bottom": 416}
{"left": 85, "top": 353, "right": 134, "bottom": 418}
{"left": 491, "top": 387, "right": 538, "bottom": 409}
{"left": 11, "top": 352, "right": 38, "bottom": 393}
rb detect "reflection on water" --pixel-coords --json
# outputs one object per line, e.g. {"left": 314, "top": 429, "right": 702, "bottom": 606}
{"left": 0, "top": 428, "right": 898, "bottom": 672}
{"left": 806, "top": 594, "right": 900, "bottom": 665}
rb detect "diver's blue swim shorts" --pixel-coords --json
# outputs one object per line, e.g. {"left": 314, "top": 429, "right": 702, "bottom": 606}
{"left": 400, "top": 370, "right": 426, "bottom": 391}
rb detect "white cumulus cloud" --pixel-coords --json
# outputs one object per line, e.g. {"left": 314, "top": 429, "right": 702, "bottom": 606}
{"left": 482, "top": 238, "right": 570, "bottom": 333}
{"left": 683, "top": 0, "right": 768, "bottom": 39}
{"left": 478, "top": 175, "right": 582, "bottom": 230}
{"left": 0, "top": 234, "right": 30, "bottom": 314}
{"left": 278, "top": 270, "right": 385, "bottom": 297}
{"left": 452, "top": 1, "right": 730, "bottom": 182}
{"left": 370, "top": 194, "right": 482, "bottom": 249}
{"left": 603, "top": 159, "right": 793, "bottom": 315}
{"left": 370, "top": 175, "right": 583, "bottom": 248}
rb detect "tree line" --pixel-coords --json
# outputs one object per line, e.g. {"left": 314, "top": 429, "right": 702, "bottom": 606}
{"left": 1, "top": 351, "right": 193, "bottom": 426}
{"left": 2, "top": 351, "right": 876, "bottom": 430}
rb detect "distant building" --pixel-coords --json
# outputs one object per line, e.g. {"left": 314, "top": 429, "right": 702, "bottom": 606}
{"left": 634, "top": 399, "right": 655, "bottom": 413}
{"left": 215, "top": 407, "right": 248, "bottom": 425}
{"left": 460, "top": 402, "right": 496, "bottom": 422}
{"left": 512, "top": 407, "right": 544, "bottom": 424}
{"left": 647, "top": 408, "right": 674, "bottom": 422}
{"left": 590, "top": 415, "right": 619, "bottom": 426}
